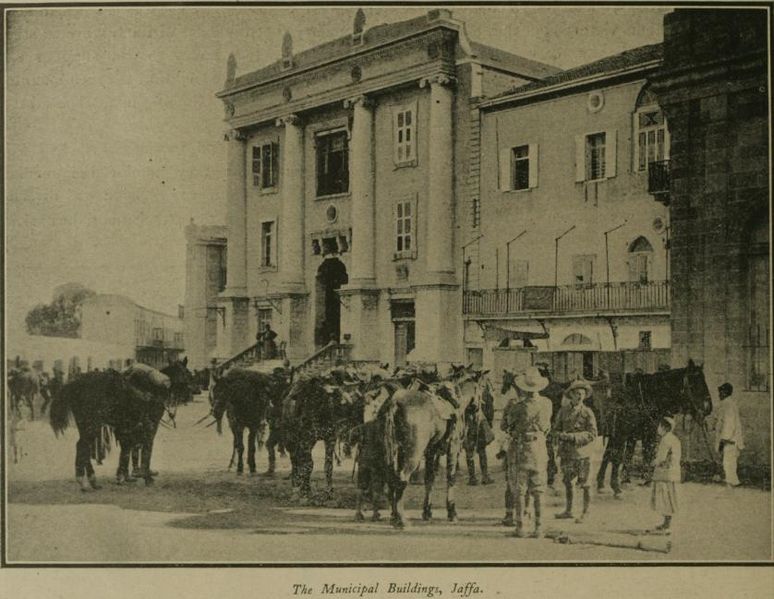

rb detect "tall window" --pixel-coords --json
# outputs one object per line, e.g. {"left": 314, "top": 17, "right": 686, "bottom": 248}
{"left": 634, "top": 88, "right": 669, "bottom": 171}
{"left": 257, "top": 308, "right": 272, "bottom": 333}
{"left": 252, "top": 142, "right": 279, "bottom": 189}
{"left": 394, "top": 196, "right": 417, "bottom": 260}
{"left": 316, "top": 130, "right": 349, "bottom": 196}
{"left": 499, "top": 143, "right": 539, "bottom": 191}
{"left": 576, "top": 130, "right": 616, "bottom": 182}
{"left": 572, "top": 255, "right": 595, "bottom": 286}
{"left": 394, "top": 104, "right": 417, "bottom": 165}
{"left": 396, "top": 200, "right": 412, "bottom": 255}
{"left": 511, "top": 145, "right": 530, "bottom": 191}
{"left": 628, "top": 236, "right": 654, "bottom": 284}
{"left": 261, "top": 221, "right": 275, "bottom": 267}
{"left": 586, "top": 133, "right": 606, "bottom": 180}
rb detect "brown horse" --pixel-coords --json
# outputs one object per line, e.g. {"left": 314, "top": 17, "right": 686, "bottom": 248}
{"left": 8, "top": 368, "right": 41, "bottom": 419}
{"left": 378, "top": 366, "right": 488, "bottom": 529}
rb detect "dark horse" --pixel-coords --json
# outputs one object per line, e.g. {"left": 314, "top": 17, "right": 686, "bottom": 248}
{"left": 211, "top": 367, "right": 290, "bottom": 475}
{"left": 49, "top": 361, "right": 193, "bottom": 490}
{"left": 378, "top": 367, "right": 486, "bottom": 529}
{"left": 8, "top": 367, "right": 41, "bottom": 419}
{"left": 280, "top": 370, "right": 364, "bottom": 498}
{"left": 596, "top": 360, "right": 712, "bottom": 495}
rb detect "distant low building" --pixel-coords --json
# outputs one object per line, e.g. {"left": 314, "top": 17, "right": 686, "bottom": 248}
{"left": 80, "top": 294, "right": 185, "bottom": 369}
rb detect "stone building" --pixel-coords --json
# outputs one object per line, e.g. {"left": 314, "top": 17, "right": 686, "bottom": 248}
{"left": 652, "top": 9, "right": 770, "bottom": 469}
{"left": 214, "top": 9, "right": 559, "bottom": 366}
{"left": 466, "top": 44, "right": 672, "bottom": 382}
{"left": 80, "top": 294, "right": 185, "bottom": 369}
{"left": 184, "top": 221, "right": 228, "bottom": 370}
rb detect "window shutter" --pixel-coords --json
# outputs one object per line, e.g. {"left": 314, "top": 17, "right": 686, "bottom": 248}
{"left": 392, "top": 107, "right": 400, "bottom": 165}
{"left": 253, "top": 146, "right": 262, "bottom": 188}
{"left": 410, "top": 100, "right": 418, "bottom": 163}
{"left": 631, "top": 113, "right": 639, "bottom": 173}
{"left": 411, "top": 193, "right": 418, "bottom": 258}
{"left": 574, "top": 135, "right": 585, "bottom": 182}
{"left": 272, "top": 141, "right": 280, "bottom": 186}
{"left": 272, "top": 218, "right": 279, "bottom": 268}
{"left": 606, "top": 129, "right": 617, "bottom": 178}
{"left": 528, "top": 143, "right": 539, "bottom": 188}
{"left": 499, "top": 147, "right": 511, "bottom": 191}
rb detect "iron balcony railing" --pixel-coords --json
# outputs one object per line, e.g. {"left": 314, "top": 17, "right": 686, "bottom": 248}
{"left": 647, "top": 160, "right": 670, "bottom": 196}
{"left": 463, "top": 281, "right": 670, "bottom": 316}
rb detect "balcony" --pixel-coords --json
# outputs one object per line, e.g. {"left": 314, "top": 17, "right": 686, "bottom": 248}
{"left": 463, "top": 281, "right": 670, "bottom": 317}
{"left": 647, "top": 160, "right": 670, "bottom": 205}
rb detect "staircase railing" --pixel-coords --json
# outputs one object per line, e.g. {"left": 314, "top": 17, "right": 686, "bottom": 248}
{"left": 292, "top": 342, "right": 353, "bottom": 376}
{"left": 214, "top": 342, "right": 260, "bottom": 376}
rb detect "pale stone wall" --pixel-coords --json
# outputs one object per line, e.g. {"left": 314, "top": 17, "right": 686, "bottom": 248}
{"left": 479, "top": 80, "right": 670, "bottom": 290}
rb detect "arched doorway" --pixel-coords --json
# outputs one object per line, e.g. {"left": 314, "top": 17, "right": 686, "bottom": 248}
{"left": 315, "top": 258, "right": 348, "bottom": 348}
{"left": 628, "top": 236, "right": 654, "bottom": 283}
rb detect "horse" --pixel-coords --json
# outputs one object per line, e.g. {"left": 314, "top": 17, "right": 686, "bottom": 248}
{"left": 210, "top": 367, "right": 290, "bottom": 475}
{"left": 49, "top": 361, "right": 193, "bottom": 490}
{"left": 7, "top": 367, "right": 41, "bottom": 419}
{"left": 378, "top": 366, "right": 488, "bottom": 529}
{"left": 129, "top": 358, "right": 197, "bottom": 479}
{"left": 280, "top": 369, "right": 365, "bottom": 498}
{"left": 596, "top": 359, "right": 712, "bottom": 494}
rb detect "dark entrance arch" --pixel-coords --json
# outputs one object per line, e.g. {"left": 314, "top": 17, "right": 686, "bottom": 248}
{"left": 315, "top": 258, "right": 348, "bottom": 348}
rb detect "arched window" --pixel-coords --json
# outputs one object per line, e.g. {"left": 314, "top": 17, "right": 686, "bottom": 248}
{"left": 562, "top": 333, "right": 593, "bottom": 346}
{"left": 628, "top": 236, "right": 654, "bottom": 284}
{"left": 634, "top": 86, "right": 669, "bottom": 172}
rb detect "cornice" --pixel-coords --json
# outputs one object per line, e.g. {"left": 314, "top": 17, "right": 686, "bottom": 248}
{"left": 228, "top": 63, "right": 455, "bottom": 129}
{"left": 216, "top": 20, "right": 461, "bottom": 99}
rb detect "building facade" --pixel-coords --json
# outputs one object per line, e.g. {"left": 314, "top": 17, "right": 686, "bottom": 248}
{"left": 214, "top": 9, "right": 559, "bottom": 367}
{"left": 466, "top": 44, "right": 672, "bottom": 383}
{"left": 652, "top": 9, "right": 770, "bottom": 469}
{"left": 80, "top": 294, "right": 185, "bottom": 369}
{"left": 184, "top": 221, "right": 228, "bottom": 370}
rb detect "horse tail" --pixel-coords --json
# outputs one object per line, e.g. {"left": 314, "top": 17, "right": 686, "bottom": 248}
{"left": 49, "top": 382, "right": 73, "bottom": 436}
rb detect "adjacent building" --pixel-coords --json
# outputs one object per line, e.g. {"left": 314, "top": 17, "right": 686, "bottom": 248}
{"left": 652, "top": 9, "right": 770, "bottom": 469}
{"left": 80, "top": 294, "right": 185, "bottom": 369}
{"left": 465, "top": 44, "right": 672, "bottom": 383}
{"left": 214, "top": 8, "right": 559, "bottom": 366}
{"left": 184, "top": 220, "right": 228, "bottom": 370}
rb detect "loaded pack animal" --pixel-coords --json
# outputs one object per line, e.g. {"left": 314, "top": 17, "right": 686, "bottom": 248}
{"left": 49, "top": 360, "right": 194, "bottom": 490}
{"left": 210, "top": 366, "right": 291, "bottom": 475}
{"left": 280, "top": 367, "right": 366, "bottom": 498}
{"left": 377, "top": 364, "right": 490, "bottom": 529}
{"left": 7, "top": 366, "right": 41, "bottom": 419}
{"left": 129, "top": 358, "right": 197, "bottom": 479}
{"left": 596, "top": 360, "right": 712, "bottom": 495}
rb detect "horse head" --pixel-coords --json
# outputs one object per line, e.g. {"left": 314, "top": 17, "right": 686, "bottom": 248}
{"left": 501, "top": 369, "right": 517, "bottom": 395}
{"left": 683, "top": 360, "right": 713, "bottom": 418}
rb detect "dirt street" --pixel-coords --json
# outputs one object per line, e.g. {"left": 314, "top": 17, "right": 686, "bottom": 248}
{"left": 5, "top": 395, "right": 772, "bottom": 563}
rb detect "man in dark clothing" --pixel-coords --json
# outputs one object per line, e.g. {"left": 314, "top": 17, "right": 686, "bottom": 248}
{"left": 257, "top": 323, "right": 278, "bottom": 360}
{"left": 465, "top": 380, "right": 496, "bottom": 485}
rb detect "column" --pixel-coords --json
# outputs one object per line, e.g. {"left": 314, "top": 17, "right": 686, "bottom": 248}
{"left": 345, "top": 95, "right": 376, "bottom": 287}
{"left": 224, "top": 129, "right": 247, "bottom": 294}
{"left": 422, "top": 74, "right": 456, "bottom": 278}
{"left": 276, "top": 114, "right": 305, "bottom": 292}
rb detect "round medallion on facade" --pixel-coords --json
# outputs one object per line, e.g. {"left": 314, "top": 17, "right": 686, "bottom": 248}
{"left": 351, "top": 65, "right": 362, "bottom": 83}
{"left": 587, "top": 91, "right": 605, "bottom": 113}
{"left": 326, "top": 204, "right": 338, "bottom": 224}
{"left": 283, "top": 86, "right": 292, "bottom": 102}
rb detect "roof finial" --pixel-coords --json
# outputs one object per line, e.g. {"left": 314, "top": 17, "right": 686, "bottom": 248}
{"left": 281, "top": 32, "right": 293, "bottom": 69}
{"left": 225, "top": 53, "right": 236, "bottom": 86}
{"left": 354, "top": 8, "right": 366, "bottom": 35}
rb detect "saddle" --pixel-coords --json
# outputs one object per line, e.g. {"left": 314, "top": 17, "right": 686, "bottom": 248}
{"left": 430, "top": 382, "right": 460, "bottom": 421}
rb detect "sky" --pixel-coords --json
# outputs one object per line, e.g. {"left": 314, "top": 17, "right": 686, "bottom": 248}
{"left": 4, "top": 4, "right": 672, "bottom": 339}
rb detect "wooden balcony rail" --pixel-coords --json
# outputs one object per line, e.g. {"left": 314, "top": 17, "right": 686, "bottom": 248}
{"left": 463, "top": 281, "right": 670, "bottom": 316}
{"left": 648, "top": 160, "right": 670, "bottom": 196}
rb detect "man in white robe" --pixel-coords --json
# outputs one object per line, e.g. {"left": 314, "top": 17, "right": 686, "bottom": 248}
{"left": 715, "top": 383, "right": 744, "bottom": 487}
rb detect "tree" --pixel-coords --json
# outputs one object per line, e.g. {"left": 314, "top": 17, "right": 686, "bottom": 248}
{"left": 25, "top": 283, "right": 96, "bottom": 338}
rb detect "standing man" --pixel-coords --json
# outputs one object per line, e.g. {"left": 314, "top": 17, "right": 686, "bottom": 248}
{"left": 257, "top": 323, "right": 278, "bottom": 360}
{"left": 504, "top": 367, "right": 553, "bottom": 538}
{"left": 715, "top": 382, "right": 744, "bottom": 488}
{"left": 465, "top": 379, "right": 496, "bottom": 486}
{"left": 554, "top": 380, "right": 598, "bottom": 523}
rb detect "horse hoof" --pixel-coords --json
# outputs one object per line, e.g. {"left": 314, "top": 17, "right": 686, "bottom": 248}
{"left": 372, "top": 512, "right": 382, "bottom": 522}
{"left": 355, "top": 512, "right": 365, "bottom": 522}
{"left": 422, "top": 511, "right": 432, "bottom": 521}
{"left": 236, "top": 471, "right": 244, "bottom": 477}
